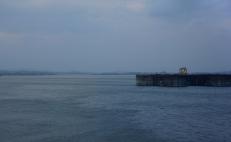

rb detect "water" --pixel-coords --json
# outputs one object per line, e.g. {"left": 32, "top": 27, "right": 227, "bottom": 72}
{"left": 0, "top": 75, "right": 231, "bottom": 142}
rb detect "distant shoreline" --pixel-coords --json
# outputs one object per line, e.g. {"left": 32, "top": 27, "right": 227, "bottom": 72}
{"left": 1, "top": 70, "right": 231, "bottom": 76}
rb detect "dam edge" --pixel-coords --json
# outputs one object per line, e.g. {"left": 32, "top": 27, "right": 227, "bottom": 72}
{"left": 136, "top": 74, "right": 231, "bottom": 87}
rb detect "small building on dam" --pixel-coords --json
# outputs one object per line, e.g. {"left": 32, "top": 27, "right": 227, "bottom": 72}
{"left": 136, "top": 68, "right": 231, "bottom": 87}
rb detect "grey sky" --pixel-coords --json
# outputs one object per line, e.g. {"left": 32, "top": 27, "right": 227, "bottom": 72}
{"left": 0, "top": 0, "right": 231, "bottom": 72}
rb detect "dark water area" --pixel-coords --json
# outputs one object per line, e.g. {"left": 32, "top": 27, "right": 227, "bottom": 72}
{"left": 0, "top": 75, "right": 231, "bottom": 142}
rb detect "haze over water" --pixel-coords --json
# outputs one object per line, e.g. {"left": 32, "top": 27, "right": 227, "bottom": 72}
{"left": 1, "top": 75, "right": 231, "bottom": 142}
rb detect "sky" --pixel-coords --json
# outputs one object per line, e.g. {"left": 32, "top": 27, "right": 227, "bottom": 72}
{"left": 0, "top": 0, "right": 231, "bottom": 73}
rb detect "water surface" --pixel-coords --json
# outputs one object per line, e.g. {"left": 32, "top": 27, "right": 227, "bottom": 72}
{"left": 0, "top": 75, "right": 231, "bottom": 142}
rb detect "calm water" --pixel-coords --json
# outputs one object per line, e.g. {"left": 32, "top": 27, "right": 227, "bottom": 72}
{"left": 0, "top": 75, "right": 231, "bottom": 142}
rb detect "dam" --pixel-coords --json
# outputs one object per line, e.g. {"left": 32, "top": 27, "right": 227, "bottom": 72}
{"left": 136, "top": 68, "right": 231, "bottom": 87}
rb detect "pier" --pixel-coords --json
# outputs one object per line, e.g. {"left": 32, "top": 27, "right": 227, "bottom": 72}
{"left": 136, "top": 74, "right": 231, "bottom": 87}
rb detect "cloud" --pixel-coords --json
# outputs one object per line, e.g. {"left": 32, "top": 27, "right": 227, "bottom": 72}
{"left": 149, "top": 0, "right": 199, "bottom": 17}
{"left": 223, "top": 18, "right": 231, "bottom": 31}
{"left": 0, "top": 32, "right": 24, "bottom": 41}
{"left": 0, "top": 0, "right": 231, "bottom": 72}
{"left": 0, "top": 32, "right": 25, "bottom": 47}
{"left": 126, "top": 0, "right": 146, "bottom": 12}
{"left": 0, "top": 0, "right": 123, "bottom": 9}
{"left": 147, "top": 0, "right": 231, "bottom": 21}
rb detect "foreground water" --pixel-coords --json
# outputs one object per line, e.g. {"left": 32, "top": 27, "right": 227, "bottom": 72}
{"left": 0, "top": 75, "right": 231, "bottom": 142}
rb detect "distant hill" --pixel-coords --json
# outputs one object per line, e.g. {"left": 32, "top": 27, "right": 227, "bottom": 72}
{"left": 0, "top": 70, "right": 56, "bottom": 76}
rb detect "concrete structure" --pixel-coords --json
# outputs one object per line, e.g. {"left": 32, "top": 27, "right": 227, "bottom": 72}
{"left": 136, "top": 74, "right": 231, "bottom": 87}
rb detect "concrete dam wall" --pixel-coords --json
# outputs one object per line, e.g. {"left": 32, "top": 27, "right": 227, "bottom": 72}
{"left": 136, "top": 74, "right": 231, "bottom": 87}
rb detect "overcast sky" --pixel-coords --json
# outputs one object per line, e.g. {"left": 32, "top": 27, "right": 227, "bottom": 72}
{"left": 0, "top": 0, "right": 231, "bottom": 72}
